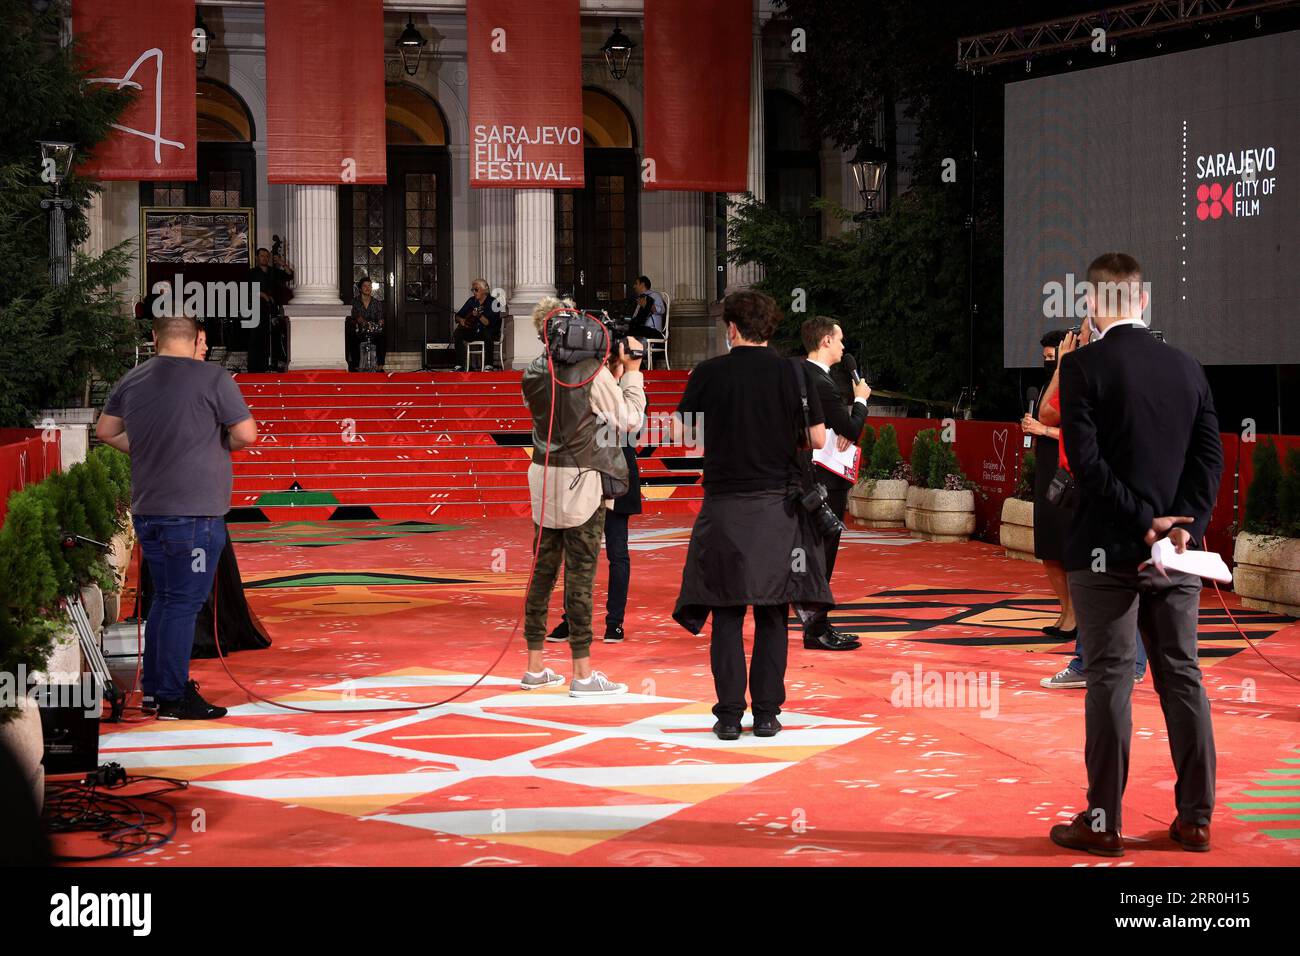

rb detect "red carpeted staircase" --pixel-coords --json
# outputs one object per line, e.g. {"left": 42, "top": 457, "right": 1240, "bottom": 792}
{"left": 230, "top": 370, "right": 703, "bottom": 522}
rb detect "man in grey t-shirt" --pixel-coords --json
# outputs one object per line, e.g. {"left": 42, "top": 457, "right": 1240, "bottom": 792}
{"left": 97, "top": 315, "right": 257, "bottom": 720}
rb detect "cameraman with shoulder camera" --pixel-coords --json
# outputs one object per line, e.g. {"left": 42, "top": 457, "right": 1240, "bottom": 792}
{"left": 519, "top": 297, "right": 645, "bottom": 697}
{"left": 672, "top": 291, "right": 834, "bottom": 741}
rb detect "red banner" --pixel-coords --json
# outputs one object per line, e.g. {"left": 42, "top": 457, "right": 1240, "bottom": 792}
{"left": 643, "top": 0, "right": 751, "bottom": 192}
{"left": 467, "top": 0, "right": 584, "bottom": 188}
{"left": 72, "top": 0, "right": 196, "bottom": 181}
{"left": 265, "top": 0, "right": 386, "bottom": 184}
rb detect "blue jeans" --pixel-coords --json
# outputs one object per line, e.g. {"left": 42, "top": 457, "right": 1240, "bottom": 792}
{"left": 1069, "top": 630, "right": 1148, "bottom": 679}
{"left": 134, "top": 515, "right": 225, "bottom": 701}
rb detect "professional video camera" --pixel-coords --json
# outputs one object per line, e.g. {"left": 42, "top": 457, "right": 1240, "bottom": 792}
{"left": 544, "top": 308, "right": 645, "bottom": 365}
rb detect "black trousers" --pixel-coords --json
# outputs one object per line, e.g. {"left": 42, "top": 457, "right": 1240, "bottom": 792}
{"left": 709, "top": 603, "right": 789, "bottom": 722}
{"left": 1069, "top": 564, "right": 1215, "bottom": 832}
{"left": 804, "top": 482, "right": 849, "bottom": 635}
{"left": 453, "top": 324, "right": 498, "bottom": 368}
{"left": 604, "top": 510, "right": 630, "bottom": 625}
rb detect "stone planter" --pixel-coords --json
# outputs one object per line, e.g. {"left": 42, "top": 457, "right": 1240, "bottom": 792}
{"left": 848, "top": 478, "right": 908, "bottom": 528}
{"left": 38, "top": 618, "right": 82, "bottom": 684}
{"left": 1233, "top": 532, "right": 1300, "bottom": 616}
{"left": 0, "top": 700, "right": 45, "bottom": 814}
{"left": 79, "top": 584, "right": 105, "bottom": 638}
{"left": 906, "top": 487, "right": 977, "bottom": 542}
{"left": 1000, "top": 497, "right": 1039, "bottom": 562}
{"left": 904, "top": 485, "right": 924, "bottom": 529}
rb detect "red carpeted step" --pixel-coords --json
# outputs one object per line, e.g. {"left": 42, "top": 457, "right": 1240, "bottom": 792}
{"left": 232, "top": 370, "right": 702, "bottom": 518}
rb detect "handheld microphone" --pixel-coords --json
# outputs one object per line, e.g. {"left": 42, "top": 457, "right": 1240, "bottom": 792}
{"left": 843, "top": 353, "right": 871, "bottom": 386}
{"left": 1024, "top": 386, "right": 1040, "bottom": 448}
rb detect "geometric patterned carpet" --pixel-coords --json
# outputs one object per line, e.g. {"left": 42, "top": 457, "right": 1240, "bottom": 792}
{"left": 69, "top": 517, "right": 1300, "bottom": 867}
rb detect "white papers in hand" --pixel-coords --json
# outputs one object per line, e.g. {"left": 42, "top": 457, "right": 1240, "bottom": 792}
{"left": 812, "top": 428, "right": 861, "bottom": 483}
{"left": 1150, "top": 537, "right": 1232, "bottom": 583}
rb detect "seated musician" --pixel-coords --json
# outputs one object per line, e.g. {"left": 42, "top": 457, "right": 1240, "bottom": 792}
{"left": 453, "top": 277, "right": 503, "bottom": 371}
{"left": 348, "top": 276, "right": 385, "bottom": 372}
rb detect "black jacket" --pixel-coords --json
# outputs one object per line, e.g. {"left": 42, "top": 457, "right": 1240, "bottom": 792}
{"left": 802, "top": 360, "right": 869, "bottom": 490}
{"left": 1060, "top": 324, "right": 1223, "bottom": 573}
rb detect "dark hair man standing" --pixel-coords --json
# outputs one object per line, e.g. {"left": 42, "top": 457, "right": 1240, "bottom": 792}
{"left": 800, "top": 316, "right": 872, "bottom": 651}
{"left": 96, "top": 315, "right": 257, "bottom": 720}
{"left": 672, "top": 291, "right": 833, "bottom": 741}
{"left": 1049, "top": 253, "right": 1223, "bottom": 857}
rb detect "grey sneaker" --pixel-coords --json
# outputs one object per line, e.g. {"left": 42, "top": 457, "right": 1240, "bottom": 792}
{"left": 1041, "top": 667, "right": 1087, "bottom": 689}
{"left": 569, "top": 671, "right": 627, "bottom": 698}
{"left": 520, "top": 668, "right": 565, "bottom": 690}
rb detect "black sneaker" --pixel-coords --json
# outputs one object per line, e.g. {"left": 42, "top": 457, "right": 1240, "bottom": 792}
{"left": 712, "top": 720, "right": 741, "bottom": 741}
{"left": 604, "top": 623, "right": 625, "bottom": 643}
{"left": 546, "top": 619, "right": 570, "bottom": 643}
{"left": 753, "top": 716, "right": 782, "bottom": 738}
{"left": 156, "top": 680, "right": 227, "bottom": 720}
{"left": 140, "top": 694, "right": 157, "bottom": 715}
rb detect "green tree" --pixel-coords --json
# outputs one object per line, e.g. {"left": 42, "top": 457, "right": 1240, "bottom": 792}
{"left": 910, "top": 428, "right": 936, "bottom": 486}
{"left": 0, "top": 0, "right": 135, "bottom": 426}
{"left": 1278, "top": 448, "right": 1300, "bottom": 539}
{"left": 869, "top": 423, "right": 902, "bottom": 479}
{"left": 1245, "top": 439, "right": 1282, "bottom": 535}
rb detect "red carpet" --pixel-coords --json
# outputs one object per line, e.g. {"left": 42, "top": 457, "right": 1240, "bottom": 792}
{"left": 66, "top": 516, "right": 1300, "bottom": 867}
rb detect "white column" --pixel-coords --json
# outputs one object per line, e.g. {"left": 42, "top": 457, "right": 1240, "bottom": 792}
{"left": 81, "top": 187, "right": 106, "bottom": 259}
{"left": 668, "top": 191, "right": 708, "bottom": 309}
{"left": 725, "top": 27, "right": 766, "bottom": 294}
{"left": 283, "top": 184, "right": 348, "bottom": 369}
{"left": 478, "top": 187, "right": 515, "bottom": 301}
{"left": 506, "top": 188, "right": 556, "bottom": 369}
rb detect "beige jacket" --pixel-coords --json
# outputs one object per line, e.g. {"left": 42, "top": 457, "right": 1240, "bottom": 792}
{"left": 527, "top": 367, "right": 646, "bottom": 528}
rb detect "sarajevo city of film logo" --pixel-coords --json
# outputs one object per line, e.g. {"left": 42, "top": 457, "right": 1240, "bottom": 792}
{"left": 1194, "top": 143, "right": 1277, "bottom": 221}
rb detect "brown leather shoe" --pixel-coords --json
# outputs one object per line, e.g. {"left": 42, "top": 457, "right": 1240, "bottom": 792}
{"left": 1050, "top": 812, "right": 1124, "bottom": 857}
{"left": 1170, "top": 818, "right": 1211, "bottom": 852}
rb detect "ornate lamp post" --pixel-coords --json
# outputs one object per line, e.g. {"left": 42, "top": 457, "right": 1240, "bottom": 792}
{"left": 600, "top": 22, "right": 635, "bottom": 80}
{"left": 850, "top": 140, "right": 888, "bottom": 221}
{"left": 194, "top": 8, "right": 215, "bottom": 73}
{"left": 397, "top": 15, "right": 428, "bottom": 76}
{"left": 38, "top": 138, "right": 76, "bottom": 287}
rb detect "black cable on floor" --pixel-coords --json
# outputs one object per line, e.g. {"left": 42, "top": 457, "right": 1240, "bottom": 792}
{"left": 43, "top": 772, "right": 188, "bottom": 862}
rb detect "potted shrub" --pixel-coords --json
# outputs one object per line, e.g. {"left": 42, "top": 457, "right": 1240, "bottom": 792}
{"left": 905, "top": 428, "right": 937, "bottom": 529}
{"left": 0, "top": 446, "right": 131, "bottom": 809}
{"left": 1000, "top": 449, "right": 1038, "bottom": 561}
{"left": 1234, "top": 440, "right": 1300, "bottom": 616}
{"left": 848, "top": 423, "right": 909, "bottom": 527}
{"left": 906, "top": 434, "right": 978, "bottom": 542}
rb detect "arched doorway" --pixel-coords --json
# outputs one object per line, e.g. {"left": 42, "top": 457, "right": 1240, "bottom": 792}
{"left": 554, "top": 88, "right": 639, "bottom": 309}
{"left": 140, "top": 78, "right": 256, "bottom": 208}
{"left": 338, "top": 84, "right": 452, "bottom": 361}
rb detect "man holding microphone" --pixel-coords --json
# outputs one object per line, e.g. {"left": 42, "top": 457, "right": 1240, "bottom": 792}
{"left": 800, "top": 316, "right": 871, "bottom": 651}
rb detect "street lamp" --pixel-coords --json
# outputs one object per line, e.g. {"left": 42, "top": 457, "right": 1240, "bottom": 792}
{"left": 600, "top": 22, "right": 635, "bottom": 80}
{"left": 397, "top": 15, "right": 428, "bottom": 77}
{"left": 850, "top": 141, "right": 888, "bottom": 220}
{"left": 38, "top": 138, "right": 76, "bottom": 287}
{"left": 194, "top": 9, "right": 215, "bottom": 73}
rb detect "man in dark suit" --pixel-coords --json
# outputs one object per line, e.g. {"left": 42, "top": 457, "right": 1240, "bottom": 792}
{"left": 801, "top": 316, "right": 872, "bottom": 651}
{"left": 1050, "top": 253, "right": 1224, "bottom": 858}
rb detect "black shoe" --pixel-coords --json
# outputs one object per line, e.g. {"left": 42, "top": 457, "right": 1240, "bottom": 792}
{"left": 156, "top": 681, "right": 227, "bottom": 721}
{"left": 753, "top": 716, "right": 782, "bottom": 738}
{"left": 713, "top": 720, "right": 742, "bottom": 741}
{"left": 803, "top": 629, "right": 861, "bottom": 651}
{"left": 604, "top": 623, "right": 625, "bottom": 643}
{"left": 546, "top": 619, "right": 570, "bottom": 643}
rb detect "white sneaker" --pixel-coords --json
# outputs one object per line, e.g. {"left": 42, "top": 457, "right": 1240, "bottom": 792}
{"left": 1040, "top": 667, "right": 1087, "bottom": 689}
{"left": 520, "top": 667, "right": 565, "bottom": 690}
{"left": 569, "top": 670, "right": 627, "bottom": 697}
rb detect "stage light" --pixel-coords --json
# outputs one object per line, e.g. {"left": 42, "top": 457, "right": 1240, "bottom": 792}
{"left": 194, "top": 9, "right": 215, "bottom": 73}
{"left": 397, "top": 15, "right": 428, "bottom": 77}
{"left": 601, "top": 22, "right": 636, "bottom": 80}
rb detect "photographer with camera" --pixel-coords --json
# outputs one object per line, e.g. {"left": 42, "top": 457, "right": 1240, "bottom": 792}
{"left": 800, "top": 316, "right": 871, "bottom": 652}
{"left": 671, "top": 291, "right": 834, "bottom": 741}
{"left": 518, "top": 297, "right": 645, "bottom": 697}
